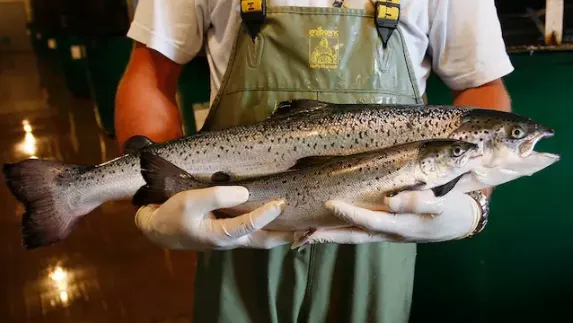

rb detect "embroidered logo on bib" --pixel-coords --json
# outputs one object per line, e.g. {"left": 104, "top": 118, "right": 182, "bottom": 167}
{"left": 309, "top": 27, "right": 339, "bottom": 69}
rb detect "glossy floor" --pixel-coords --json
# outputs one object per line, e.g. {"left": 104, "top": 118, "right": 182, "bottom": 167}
{"left": 0, "top": 53, "right": 196, "bottom": 322}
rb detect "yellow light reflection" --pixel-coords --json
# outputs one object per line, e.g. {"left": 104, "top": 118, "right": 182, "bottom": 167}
{"left": 23, "top": 119, "right": 32, "bottom": 133}
{"left": 50, "top": 266, "right": 67, "bottom": 283}
{"left": 17, "top": 119, "right": 38, "bottom": 157}
{"left": 48, "top": 266, "right": 70, "bottom": 305}
{"left": 22, "top": 133, "right": 37, "bottom": 155}
{"left": 59, "top": 291, "right": 69, "bottom": 303}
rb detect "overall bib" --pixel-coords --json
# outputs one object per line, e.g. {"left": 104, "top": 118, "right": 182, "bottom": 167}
{"left": 194, "top": 1, "right": 424, "bottom": 322}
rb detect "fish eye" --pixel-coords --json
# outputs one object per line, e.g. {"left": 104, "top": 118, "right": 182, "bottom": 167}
{"left": 452, "top": 145, "right": 465, "bottom": 157}
{"left": 511, "top": 126, "right": 526, "bottom": 139}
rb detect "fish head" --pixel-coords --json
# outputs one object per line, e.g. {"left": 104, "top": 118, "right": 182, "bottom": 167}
{"left": 444, "top": 108, "right": 560, "bottom": 192}
{"left": 417, "top": 140, "right": 483, "bottom": 185}
{"left": 450, "top": 109, "right": 556, "bottom": 168}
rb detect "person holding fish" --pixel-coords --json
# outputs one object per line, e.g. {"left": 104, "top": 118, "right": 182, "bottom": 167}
{"left": 114, "top": 0, "right": 516, "bottom": 321}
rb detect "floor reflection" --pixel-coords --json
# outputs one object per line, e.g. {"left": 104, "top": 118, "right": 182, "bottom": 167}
{"left": 0, "top": 52, "right": 196, "bottom": 322}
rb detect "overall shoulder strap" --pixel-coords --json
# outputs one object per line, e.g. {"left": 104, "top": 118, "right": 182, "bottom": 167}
{"left": 374, "top": 0, "right": 400, "bottom": 48}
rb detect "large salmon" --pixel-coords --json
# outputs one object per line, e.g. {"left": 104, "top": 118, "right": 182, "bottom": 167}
{"left": 2, "top": 99, "right": 558, "bottom": 248}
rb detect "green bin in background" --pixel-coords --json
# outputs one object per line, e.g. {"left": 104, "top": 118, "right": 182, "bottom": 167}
{"left": 37, "top": 31, "right": 91, "bottom": 98}
{"left": 25, "top": 23, "right": 49, "bottom": 59}
{"left": 83, "top": 36, "right": 133, "bottom": 137}
{"left": 53, "top": 33, "right": 91, "bottom": 98}
{"left": 42, "top": 32, "right": 64, "bottom": 73}
{"left": 177, "top": 54, "right": 211, "bottom": 135}
{"left": 81, "top": 38, "right": 211, "bottom": 138}
{"left": 410, "top": 52, "right": 572, "bottom": 323}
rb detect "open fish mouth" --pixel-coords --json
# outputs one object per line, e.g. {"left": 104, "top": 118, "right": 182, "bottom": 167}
{"left": 454, "top": 150, "right": 560, "bottom": 193}
{"left": 519, "top": 128, "right": 555, "bottom": 158}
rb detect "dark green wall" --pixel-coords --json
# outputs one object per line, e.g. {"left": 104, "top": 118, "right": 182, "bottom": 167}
{"left": 411, "top": 52, "right": 573, "bottom": 323}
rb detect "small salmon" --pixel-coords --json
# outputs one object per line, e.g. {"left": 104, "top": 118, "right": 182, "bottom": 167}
{"left": 132, "top": 139, "right": 483, "bottom": 231}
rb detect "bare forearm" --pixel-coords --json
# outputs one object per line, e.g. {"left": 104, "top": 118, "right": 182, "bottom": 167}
{"left": 452, "top": 78, "right": 512, "bottom": 198}
{"left": 115, "top": 75, "right": 183, "bottom": 148}
{"left": 452, "top": 78, "right": 512, "bottom": 113}
{"left": 115, "top": 43, "right": 184, "bottom": 151}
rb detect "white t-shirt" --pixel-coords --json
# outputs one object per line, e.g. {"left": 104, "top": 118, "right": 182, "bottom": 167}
{"left": 127, "top": 0, "right": 514, "bottom": 103}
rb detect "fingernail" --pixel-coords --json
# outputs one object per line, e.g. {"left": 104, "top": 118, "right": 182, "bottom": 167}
{"left": 385, "top": 196, "right": 402, "bottom": 212}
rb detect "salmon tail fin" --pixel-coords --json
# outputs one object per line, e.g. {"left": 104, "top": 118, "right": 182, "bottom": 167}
{"left": 133, "top": 151, "right": 205, "bottom": 206}
{"left": 3, "top": 159, "right": 91, "bottom": 249}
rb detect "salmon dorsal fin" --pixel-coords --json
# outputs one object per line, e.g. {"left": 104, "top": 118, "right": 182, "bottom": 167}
{"left": 271, "top": 99, "right": 330, "bottom": 118}
{"left": 123, "top": 135, "right": 155, "bottom": 154}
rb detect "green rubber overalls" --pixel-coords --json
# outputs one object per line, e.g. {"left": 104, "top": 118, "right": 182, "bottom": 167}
{"left": 194, "top": 1, "right": 424, "bottom": 322}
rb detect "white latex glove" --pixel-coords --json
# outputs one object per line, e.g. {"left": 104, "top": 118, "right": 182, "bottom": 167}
{"left": 134, "top": 186, "right": 294, "bottom": 250}
{"left": 295, "top": 190, "right": 486, "bottom": 247}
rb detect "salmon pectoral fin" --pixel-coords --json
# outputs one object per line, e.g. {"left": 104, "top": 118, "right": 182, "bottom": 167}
{"left": 132, "top": 151, "right": 205, "bottom": 206}
{"left": 431, "top": 173, "right": 466, "bottom": 198}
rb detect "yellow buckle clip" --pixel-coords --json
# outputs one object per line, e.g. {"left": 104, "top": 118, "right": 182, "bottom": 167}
{"left": 374, "top": 0, "right": 400, "bottom": 47}
{"left": 240, "top": 0, "right": 263, "bottom": 13}
{"left": 240, "top": 0, "right": 266, "bottom": 40}
{"left": 375, "top": 0, "right": 400, "bottom": 21}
